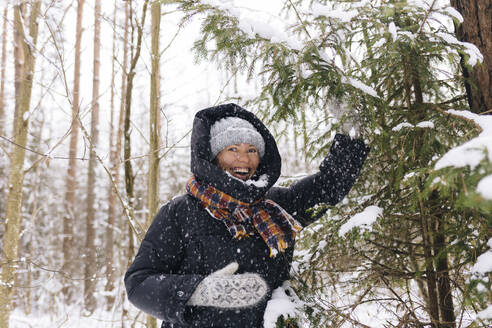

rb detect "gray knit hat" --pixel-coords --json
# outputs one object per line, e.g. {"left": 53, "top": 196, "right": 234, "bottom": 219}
{"left": 210, "top": 117, "right": 265, "bottom": 160}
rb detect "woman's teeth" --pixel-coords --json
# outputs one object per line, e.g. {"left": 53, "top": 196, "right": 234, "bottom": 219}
{"left": 233, "top": 168, "right": 249, "bottom": 174}
{"left": 231, "top": 168, "right": 250, "bottom": 179}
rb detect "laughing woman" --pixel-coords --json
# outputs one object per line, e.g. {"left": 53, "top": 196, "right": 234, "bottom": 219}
{"left": 124, "top": 103, "right": 369, "bottom": 328}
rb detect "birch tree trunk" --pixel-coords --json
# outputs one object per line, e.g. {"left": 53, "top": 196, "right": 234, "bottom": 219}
{"left": 62, "top": 0, "right": 85, "bottom": 303}
{"left": 0, "top": 3, "right": 7, "bottom": 137}
{"left": 118, "top": 3, "right": 130, "bottom": 321}
{"left": 23, "top": 107, "right": 45, "bottom": 316}
{"left": 450, "top": 0, "right": 492, "bottom": 113}
{"left": 148, "top": 0, "right": 161, "bottom": 230}
{"left": 0, "top": 2, "right": 40, "bottom": 327}
{"left": 117, "top": 0, "right": 129, "bottom": 272}
{"left": 84, "top": 0, "right": 101, "bottom": 313}
{"left": 146, "top": 3, "right": 161, "bottom": 327}
{"left": 105, "top": 0, "right": 118, "bottom": 310}
{"left": 0, "top": 3, "right": 9, "bottom": 221}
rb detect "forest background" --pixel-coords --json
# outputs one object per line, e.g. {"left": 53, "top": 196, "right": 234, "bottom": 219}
{"left": 0, "top": 0, "right": 491, "bottom": 328}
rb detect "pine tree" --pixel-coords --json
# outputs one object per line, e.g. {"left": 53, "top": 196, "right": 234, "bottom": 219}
{"left": 178, "top": 1, "right": 491, "bottom": 326}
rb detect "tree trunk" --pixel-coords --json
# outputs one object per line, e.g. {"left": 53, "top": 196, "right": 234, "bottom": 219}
{"left": 433, "top": 215, "right": 456, "bottom": 328}
{"left": 148, "top": 0, "right": 161, "bottom": 230}
{"left": 300, "top": 106, "right": 309, "bottom": 171}
{"left": 117, "top": 3, "right": 129, "bottom": 313}
{"left": 146, "top": 3, "right": 161, "bottom": 327}
{"left": 120, "top": 13, "right": 151, "bottom": 324}
{"left": 0, "top": 2, "right": 40, "bottom": 327}
{"left": 450, "top": 0, "right": 492, "bottom": 113}
{"left": 124, "top": 75, "right": 136, "bottom": 269}
{"left": 62, "top": 0, "right": 85, "bottom": 303}
{"left": 0, "top": 3, "right": 7, "bottom": 137}
{"left": 0, "top": 3, "right": 8, "bottom": 222}
{"left": 422, "top": 216, "right": 440, "bottom": 328}
{"left": 418, "top": 190, "right": 440, "bottom": 328}
{"left": 104, "top": 0, "right": 118, "bottom": 311}
{"left": 24, "top": 111, "right": 44, "bottom": 315}
{"left": 292, "top": 122, "right": 300, "bottom": 170}
{"left": 412, "top": 60, "right": 440, "bottom": 327}
{"left": 84, "top": 0, "right": 101, "bottom": 313}
{"left": 123, "top": 0, "right": 149, "bottom": 249}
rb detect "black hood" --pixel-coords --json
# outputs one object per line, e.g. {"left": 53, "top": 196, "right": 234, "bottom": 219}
{"left": 190, "top": 103, "right": 281, "bottom": 203}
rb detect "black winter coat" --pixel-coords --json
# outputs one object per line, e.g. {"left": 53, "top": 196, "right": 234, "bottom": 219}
{"left": 124, "top": 104, "right": 369, "bottom": 328}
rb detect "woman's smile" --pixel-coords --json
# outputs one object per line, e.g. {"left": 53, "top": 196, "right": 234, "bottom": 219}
{"left": 216, "top": 143, "right": 260, "bottom": 181}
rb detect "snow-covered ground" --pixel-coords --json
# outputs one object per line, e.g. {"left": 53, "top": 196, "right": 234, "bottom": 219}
{"left": 10, "top": 308, "right": 151, "bottom": 328}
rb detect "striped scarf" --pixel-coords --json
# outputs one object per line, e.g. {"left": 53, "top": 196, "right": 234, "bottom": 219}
{"left": 186, "top": 176, "right": 302, "bottom": 257}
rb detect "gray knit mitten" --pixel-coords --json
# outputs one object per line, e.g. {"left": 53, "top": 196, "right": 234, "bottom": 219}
{"left": 187, "top": 262, "right": 268, "bottom": 308}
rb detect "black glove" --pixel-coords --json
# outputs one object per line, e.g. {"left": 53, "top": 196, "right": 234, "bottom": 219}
{"left": 320, "top": 134, "right": 370, "bottom": 176}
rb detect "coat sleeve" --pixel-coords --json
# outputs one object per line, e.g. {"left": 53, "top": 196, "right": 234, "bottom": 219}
{"left": 124, "top": 201, "right": 203, "bottom": 325}
{"left": 266, "top": 134, "right": 370, "bottom": 227}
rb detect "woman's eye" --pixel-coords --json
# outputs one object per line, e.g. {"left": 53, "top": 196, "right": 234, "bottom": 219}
{"left": 228, "top": 147, "right": 237, "bottom": 152}
{"left": 248, "top": 148, "right": 257, "bottom": 153}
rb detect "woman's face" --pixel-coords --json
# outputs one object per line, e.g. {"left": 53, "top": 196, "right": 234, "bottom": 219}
{"left": 216, "top": 143, "right": 260, "bottom": 181}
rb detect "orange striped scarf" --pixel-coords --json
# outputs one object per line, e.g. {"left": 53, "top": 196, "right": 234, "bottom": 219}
{"left": 186, "top": 176, "right": 302, "bottom": 257}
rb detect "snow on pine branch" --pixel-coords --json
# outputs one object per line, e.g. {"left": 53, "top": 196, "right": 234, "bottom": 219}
{"left": 477, "top": 175, "right": 492, "bottom": 200}
{"left": 199, "top": 0, "right": 385, "bottom": 100}
{"left": 339, "top": 205, "right": 383, "bottom": 236}
{"left": 443, "top": 6, "right": 463, "bottom": 23}
{"left": 472, "top": 238, "right": 492, "bottom": 276}
{"left": 309, "top": 3, "right": 359, "bottom": 22}
{"left": 408, "top": 0, "right": 453, "bottom": 12}
{"left": 434, "top": 32, "right": 483, "bottom": 67}
{"left": 407, "top": 1, "right": 482, "bottom": 67}
{"left": 316, "top": 0, "right": 482, "bottom": 69}
{"left": 341, "top": 76, "right": 379, "bottom": 98}
{"left": 263, "top": 281, "right": 303, "bottom": 328}
{"left": 388, "top": 22, "right": 398, "bottom": 42}
{"left": 435, "top": 110, "right": 492, "bottom": 170}
{"left": 391, "top": 121, "right": 435, "bottom": 131}
{"left": 477, "top": 306, "right": 492, "bottom": 321}
{"left": 435, "top": 110, "right": 492, "bottom": 227}
{"left": 201, "top": 0, "right": 303, "bottom": 51}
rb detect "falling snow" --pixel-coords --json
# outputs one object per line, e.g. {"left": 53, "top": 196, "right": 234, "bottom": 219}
{"left": 3, "top": 1, "right": 491, "bottom": 327}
